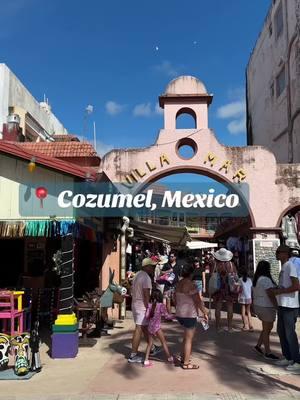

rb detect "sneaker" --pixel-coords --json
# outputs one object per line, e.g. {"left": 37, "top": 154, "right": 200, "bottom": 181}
{"left": 264, "top": 353, "right": 279, "bottom": 361}
{"left": 286, "top": 362, "right": 300, "bottom": 373}
{"left": 150, "top": 345, "right": 161, "bottom": 356}
{"left": 254, "top": 345, "right": 264, "bottom": 356}
{"left": 167, "top": 356, "right": 174, "bottom": 363}
{"left": 275, "top": 358, "right": 293, "bottom": 367}
{"left": 128, "top": 354, "right": 143, "bottom": 363}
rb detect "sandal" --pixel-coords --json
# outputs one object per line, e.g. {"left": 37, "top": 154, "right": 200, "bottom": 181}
{"left": 182, "top": 363, "right": 199, "bottom": 370}
{"left": 143, "top": 361, "right": 153, "bottom": 368}
{"left": 176, "top": 356, "right": 191, "bottom": 364}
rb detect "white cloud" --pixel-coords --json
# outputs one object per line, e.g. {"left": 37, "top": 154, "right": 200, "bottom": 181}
{"left": 153, "top": 60, "right": 178, "bottom": 77}
{"left": 227, "top": 117, "right": 246, "bottom": 135}
{"left": 217, "top": 100, "right": 246, "bottom": 119}
{"left": 133, "top": 102, "right": 152, "bottom": 117}
{"left": 155, "top": 102, "right": 163, "bottom": 115}
{"left": 105, "top": 101, "right": 125, "bottom": 116}
{"left": 217, "top": 88, "right": 246, "bottom": 135}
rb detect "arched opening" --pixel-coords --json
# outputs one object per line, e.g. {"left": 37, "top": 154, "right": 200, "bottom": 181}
{"left": 276, "top": 203, "right": 300, "bottom": 249}
{"left": 176, "top": 138, "right": 198, "bottom": 160}
{"left": 176, "top": 107, "right": 197, "bottom": 129}
{"left": 130, "top": 168, "right": 254, "bottom": 274}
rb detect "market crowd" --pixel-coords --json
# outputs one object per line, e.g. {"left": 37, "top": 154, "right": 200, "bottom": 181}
{"left": 127, "top": 246, "right": 300, "bottom": 373}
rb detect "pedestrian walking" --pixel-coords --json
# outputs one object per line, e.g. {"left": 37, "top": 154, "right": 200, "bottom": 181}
{"left": 192, "top": 257, "right": 206, "bottom": 298}
{"left": 175, "top": 264, "right": 208, "bottom": 370}
{"left": 128, "top": 257, "right": 160, "bottom": 363}
{"left": 210, "top": 248, "right": 239, "bottom": 332}
{"left": 270, "top": 245, "right": 300, "bottom": 373}
{"left": 160, "top": 252, "right": 181, "bottom": 314}
{"left": 143, "top": 289, "right": 175, "bottom": 367}
{"left": 252, "top": 260, "right": 279, "bottom": 360}
{"left": 238, "top": 268, "right": 253, "bottom": 331}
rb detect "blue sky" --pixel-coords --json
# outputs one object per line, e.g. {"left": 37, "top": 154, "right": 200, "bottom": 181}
{"left": 0, "top": 0, "right": 270, "bottom": 157}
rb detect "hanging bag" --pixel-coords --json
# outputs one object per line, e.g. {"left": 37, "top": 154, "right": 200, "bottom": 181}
{"left": 208, "top": 262, "right": 221, "bottom": 295}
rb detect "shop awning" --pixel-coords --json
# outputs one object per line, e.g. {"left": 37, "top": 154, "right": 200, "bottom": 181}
{"left": 131, "top": 220, "right": 191, "bottom": 247}
{"left": 186, "top": 240, "right": 218, "bottom": 250}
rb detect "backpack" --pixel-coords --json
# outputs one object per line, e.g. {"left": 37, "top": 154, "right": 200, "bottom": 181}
{"left": 227, "top": 263, "right": 242, "bottom": 294}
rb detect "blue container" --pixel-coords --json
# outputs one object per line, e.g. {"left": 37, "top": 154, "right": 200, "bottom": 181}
{"left": 51, "top": 332, "right": 78, "bottom": 358}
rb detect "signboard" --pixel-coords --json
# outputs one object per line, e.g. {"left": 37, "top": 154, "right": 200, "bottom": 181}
{"left": 252, "top": 239, "right": 281, "bottom": 282}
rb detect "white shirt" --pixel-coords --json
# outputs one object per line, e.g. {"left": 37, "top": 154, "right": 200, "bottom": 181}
{"left": 253, "top": 276, "right": 276, "bottom": 308}
{"left": 131, "top": 270, "right": 152, "bottom": 309}
{"left": 238, "top": 277, "right": 252, "bottom": 299}
{"left": 276, "top": 261, "right": 299, "bottom": 308}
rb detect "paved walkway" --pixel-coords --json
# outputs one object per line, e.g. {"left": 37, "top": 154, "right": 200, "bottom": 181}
{"left": 1, "top": 310, "right": 300, "bottom": 400}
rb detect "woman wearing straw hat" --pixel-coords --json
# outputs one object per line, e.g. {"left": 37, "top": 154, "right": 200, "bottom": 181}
{"left": 211, "top": 248, "right": 238, "bottom": 332}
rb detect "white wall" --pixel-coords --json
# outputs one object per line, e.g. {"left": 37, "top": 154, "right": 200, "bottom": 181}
{"left": 0, "top": 64, "right": 68, "bottom": 138}
{"left": 247, "top": 0, "right": 299, "bottom": 163}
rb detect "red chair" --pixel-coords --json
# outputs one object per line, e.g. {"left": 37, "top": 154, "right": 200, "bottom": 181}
{"left": 0, "top": 291, "right": 24, "bottom": 336}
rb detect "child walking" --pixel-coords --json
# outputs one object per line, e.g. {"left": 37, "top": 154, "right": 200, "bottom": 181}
{"left": 238, "top": 269, "right": 254, "bottom": 331}
{"left": 144, "top": 289, "right": 174, "bottom": 367}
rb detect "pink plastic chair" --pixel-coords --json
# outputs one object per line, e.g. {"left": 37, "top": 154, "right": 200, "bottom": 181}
{"left": 0, "top": 291, "right": 24, "bottom": 336}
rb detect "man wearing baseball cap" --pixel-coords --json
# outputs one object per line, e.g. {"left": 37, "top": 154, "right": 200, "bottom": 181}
{"left": 128, "top": 257, "right": 159, "bottom": 363}
{"left": 270, "top": 245, "right": 300, "bottom": 373}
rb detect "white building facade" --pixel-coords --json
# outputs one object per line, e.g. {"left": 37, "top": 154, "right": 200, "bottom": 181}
{"left": 246, "top": 0, "right": 300, "bottom": 163}
{"left": 0, "top": 63, "right": 68, "bottom": 141}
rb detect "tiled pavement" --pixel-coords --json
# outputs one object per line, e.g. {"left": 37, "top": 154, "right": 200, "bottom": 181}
{"left": 1, "top": 309, "right": 300, "bottom": 400}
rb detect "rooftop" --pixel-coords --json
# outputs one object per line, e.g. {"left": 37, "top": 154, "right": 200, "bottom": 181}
{"left": 19, "top": 142, "right": 99, "bottom": 159}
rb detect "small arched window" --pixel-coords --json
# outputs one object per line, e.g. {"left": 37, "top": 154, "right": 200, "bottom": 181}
{"left": 176, "top": 107, "right": 197, "bottom": 129}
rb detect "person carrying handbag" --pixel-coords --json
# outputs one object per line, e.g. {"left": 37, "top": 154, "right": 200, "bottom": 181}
{"left": 211, "top": 248, "right": 238, "bottom": 332}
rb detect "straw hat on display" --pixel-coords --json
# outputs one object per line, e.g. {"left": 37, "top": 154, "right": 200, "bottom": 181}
{"left": 212, "top": 248, "right": 233, "bottom": 262}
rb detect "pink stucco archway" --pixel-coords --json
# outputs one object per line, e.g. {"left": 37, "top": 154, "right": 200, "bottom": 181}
{"left": 100, "top": 76, "right": 300, "bottom": 233}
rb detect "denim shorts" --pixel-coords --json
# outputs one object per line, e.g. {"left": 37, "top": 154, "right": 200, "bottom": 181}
{"left": 194, "top": 280, "right": 203, "bottom": 293}
{"left": 177, "top": 317, "right": 197, "bottom": 329}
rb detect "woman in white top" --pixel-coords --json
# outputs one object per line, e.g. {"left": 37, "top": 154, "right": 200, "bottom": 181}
{"left": 238, "top": 269, "right": 253, "bottom": 331}
{"left": 252, "top": 260, "right": 279, "bottom": 361}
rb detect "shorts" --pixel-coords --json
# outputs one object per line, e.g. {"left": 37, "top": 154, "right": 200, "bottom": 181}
{"left": 254, "top": 305, "right": 276, "bottom": 323}
{"left": 238, "top": 297, "right": 252, "bottom": 305}
{"left": 194, "top": 280, "right": 203, "bottom": 293}
{"left": 131, "top": 305, "right": 148, "bottom": 326}
{"left": 176, "top": 317, "right": 197, "bottom": 329}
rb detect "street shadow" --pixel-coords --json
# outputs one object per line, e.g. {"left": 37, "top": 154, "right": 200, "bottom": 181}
{"left": 105, "top": 312, "right": 300, "bottom": 396}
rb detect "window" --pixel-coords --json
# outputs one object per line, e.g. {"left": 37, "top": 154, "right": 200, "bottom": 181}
{"left": 276, "top": 67, "right": 286, "bottom": 97}
{"left": 274, "top": 3, "right": 284, "bottom": 39}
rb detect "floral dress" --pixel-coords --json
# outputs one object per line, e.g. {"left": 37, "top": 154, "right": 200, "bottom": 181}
{"left": 212, "top": 261, "right": 238, "bottom": 303}
{"left": 145, "top": 302, "right": 173, "bottom": 335}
